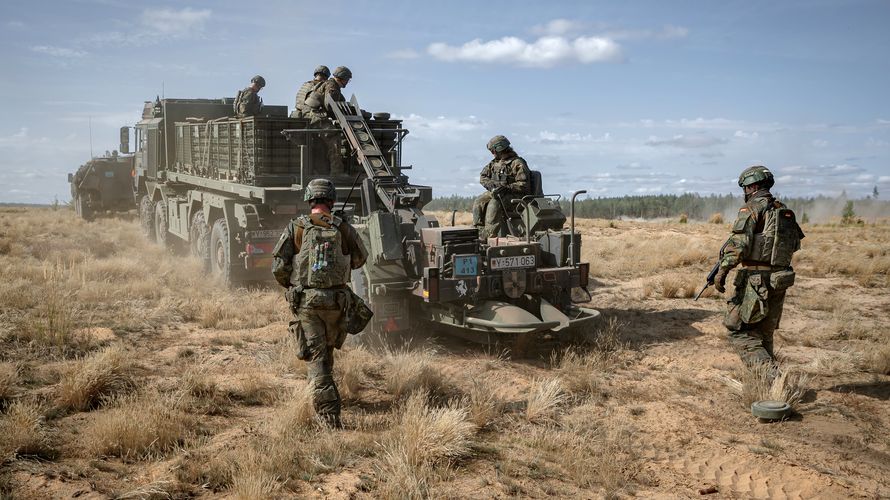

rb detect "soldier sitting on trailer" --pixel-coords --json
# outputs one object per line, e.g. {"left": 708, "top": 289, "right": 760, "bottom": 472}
{"left": 234, "top": 75, "right": 265, "bottom": 117}
{"left": 472, "top": 135, "right": 532, "bottom": 240}
{"left": 305, "top": 66, "right": 352, "bottom": 176}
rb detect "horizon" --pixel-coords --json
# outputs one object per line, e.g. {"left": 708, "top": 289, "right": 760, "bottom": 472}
{"left": 2, "top": 0, "right": 889, "bottom": 203}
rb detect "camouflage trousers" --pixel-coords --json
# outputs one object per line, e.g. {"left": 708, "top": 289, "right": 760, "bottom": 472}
{"left": 288, "top": 289, "right": 349, "bottom": 427}
{"left": 308, "top": 114, "right": 345, "bottom": 176}
{"left": 723, "top": 270, "right": 788, "bottom": 368}
{"left": 472, "top": 191, "right": 510, "bottom": 240}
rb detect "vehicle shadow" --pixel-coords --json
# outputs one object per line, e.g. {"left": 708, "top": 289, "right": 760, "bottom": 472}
{"left": 828, "top": 380, "right": 890, "bottom": 401}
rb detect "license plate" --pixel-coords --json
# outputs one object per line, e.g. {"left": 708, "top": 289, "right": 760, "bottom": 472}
{"left": 490, "top": 255, "right": 535, "bottom": 270}
{"left": 247, "top": 229, "right": 281, "bottom": 240}
{"left": 452, "top": 254, "right": 478, "bottom": 277}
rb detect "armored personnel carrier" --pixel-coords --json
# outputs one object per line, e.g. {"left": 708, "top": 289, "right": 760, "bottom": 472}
{"left": 68, "top": 150, "right": 136, "bottom": 220}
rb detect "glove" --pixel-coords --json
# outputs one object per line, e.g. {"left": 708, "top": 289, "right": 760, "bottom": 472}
{"left": 492, "top": 185, "right": 507, "bottom": 196}
{"left": 714, "top": 267, "right": 729, "bottom": 294}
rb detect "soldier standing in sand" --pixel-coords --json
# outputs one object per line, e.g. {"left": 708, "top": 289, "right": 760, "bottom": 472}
{"left": 713, "top": 166, "right": 805, "bottom": 374}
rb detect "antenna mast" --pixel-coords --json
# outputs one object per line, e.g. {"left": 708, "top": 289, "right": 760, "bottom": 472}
{"left": 89, "top": 115, "right": 93, "bottom": 158}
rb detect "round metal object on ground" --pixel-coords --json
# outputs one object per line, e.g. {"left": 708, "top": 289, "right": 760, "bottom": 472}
{"left": 751, "top": 400, "right": 791, "bottom": 420}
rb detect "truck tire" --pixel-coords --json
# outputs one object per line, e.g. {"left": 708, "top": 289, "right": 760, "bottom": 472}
{"left": 190, "top": 210, "right": 211, "bottom": 271}
{"left": 210, "top": 218, "right": 232, "bottom": 284}
{"left": 139, "top": 195, "right": 155, "bottom": 241}
{"left": 154, "top": 200, "right": 170, "bottom": 247}
{"left": 75, "top": 193, "right": 95, "bottom": 221}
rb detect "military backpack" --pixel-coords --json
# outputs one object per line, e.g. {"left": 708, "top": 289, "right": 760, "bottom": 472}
{"left": 753, "top": 202, "right": 805, "bottom": 267}
{"left": 293, "top": 215, "right": 350, "bottom": 289}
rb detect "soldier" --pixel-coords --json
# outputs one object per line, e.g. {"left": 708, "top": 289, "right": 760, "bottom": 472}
{"left": 271, "top": 178, "right": 368, "bottom": 428}
{"left": 472, "top": 135, "right": 532, "bottom": 239}
{"left": 292, "top": 65, "right": 331, "bottom": 119}
{"left": 234, "top": 75, "right": 265, "bottom": 117}
{"left": 714, "top": 166, "right": 805, "bottom": 373}
{"left": 305, "top": 66, "right": 352, "bottom": 175}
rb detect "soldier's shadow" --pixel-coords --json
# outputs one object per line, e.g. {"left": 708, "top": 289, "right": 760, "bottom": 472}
{"left": 595, "top": 307, "right": 713, "bottom": 349}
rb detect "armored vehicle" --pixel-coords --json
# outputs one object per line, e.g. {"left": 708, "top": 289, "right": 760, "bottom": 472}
{"left": 68, "top": 150, "right": 136, "bottom": 220}
{"left": 283, "top": 94, "right": 600, "bottom": 345}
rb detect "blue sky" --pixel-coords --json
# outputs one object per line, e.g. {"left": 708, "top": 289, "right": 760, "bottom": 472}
{"left": 2, "top": 0, "right": 889, "bottom": 203}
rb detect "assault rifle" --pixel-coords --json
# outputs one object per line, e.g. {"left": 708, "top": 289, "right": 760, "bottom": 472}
{"left": 694, "top": 238, "right": 730, "bottom": 301}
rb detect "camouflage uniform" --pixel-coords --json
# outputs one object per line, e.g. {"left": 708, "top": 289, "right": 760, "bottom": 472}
{"left": 293, "top": 79, "right": 328, "bottom": 119}
{"left": 472, "top": 150, "right": 531, "bottom": 239}
{"left": 306, "top": 78, "right": 347, "bottom": 175}
{"left": 235, "top": 86, "right": 262, "bottom": 117}
{"left": 718, "top": 189, "right": 804, "bottom": 368}
{"left": 272, "top": 210, "right": 367, "bottom": 427}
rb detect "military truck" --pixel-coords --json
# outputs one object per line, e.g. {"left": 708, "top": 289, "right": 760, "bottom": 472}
{"left": 132, "top": 90, "right": 598, "bottom": 344}
{"left": 68, "top": 150, "right": 136, "bottom": 220}
{"left": 131, "top": 96, "right": 405, "bottom": 284}
{"left": 283, "top": 94, "right": 600, "bottom": 345}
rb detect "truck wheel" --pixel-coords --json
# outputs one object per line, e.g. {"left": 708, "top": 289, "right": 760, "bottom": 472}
{"left": 139, "top": 195, "right": 155, "bottom": 241}
{"left": 190, "top": 211, "right": 211, "bottom": 272}
{"left": 154, "top": 200, "right": 170, "bottom": 247}
{"left": 75, "top": 194, "right": 94, "bottom": 221}
{"left": 210, "top": 218, "right": 232, "bottom": 284}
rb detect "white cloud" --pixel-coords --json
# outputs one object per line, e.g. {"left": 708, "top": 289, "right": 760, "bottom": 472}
{"left": 6, "top": 20, "right": 25, "bottom": 29}
{"left": 396, "top": 113, "right": 487, "bottom": 140}
{"left": 31, "top": 45, "right": 88, "bottom": 58}
{"left": 427, "top": 35, "right": 622, "bottom": 67}
{"left": 645, "top": 134, "right": 727, "bottom": 148}
{"left": 141, "top": 7, "right": 211, "bottom": 37}
{"left": 386, "top": 48, "right": 420, "bottom": 60}
{"left": 531, "top": 19, "right": 584, "bottom": 36}
{"left": 734, "top": 130, "right": 759, "bottom": 139}
{"left": 812, "top": 139, "right": 829, "bottom": 148}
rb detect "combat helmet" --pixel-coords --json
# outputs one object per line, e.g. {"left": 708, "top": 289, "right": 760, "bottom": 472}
{"left": 251, "top": 75, "right": 266, "bottom": 88}
{"left": 738, "top": 165, "right": 774, "bottom": 189}
{"left": 314, "top": 65, "right": 331, "bottom": 78}
{"left": 486, "top": 135, "right": 511, "bottom": 153}
{"left": 332, "top": 66, "right": 352, "bottom": 80}
{"left": 304, "top": 178, "right": 337, "bottom": 203}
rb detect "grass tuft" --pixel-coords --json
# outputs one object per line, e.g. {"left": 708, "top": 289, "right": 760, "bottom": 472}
{"left": 525, "top": 378, "right": 566, "bottom": 424}
{"left": 56, "top": 343, "right": 137, "bottom": 412}
{"left": 0, "top": 401, "right": 53, "bottom": 459}
{"left": 383, "top": 346, "right": 448, "bottom": 399}
{"left": 723, "top": 363, "right": 810, "bottom": 410}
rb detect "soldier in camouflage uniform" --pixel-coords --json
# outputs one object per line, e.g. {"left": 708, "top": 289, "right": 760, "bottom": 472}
{"left": 234, "top": 75, "right": 265, "bottom": 117}
{"left": 714, "top": 166, "right": 805, "bottom": 372}
{"left": 271, "top": 178, "right": 368, "bottom": 428}
{"left": 292, "top": 65, "right": 330, "bottom": 119}
{"left": 472, "top": 135, "right": 532, "bottom": 239}
{"left": 305, "top": 66, "right": 352, "bottom": 176}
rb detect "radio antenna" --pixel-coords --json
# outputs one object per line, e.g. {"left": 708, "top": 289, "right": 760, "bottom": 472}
{"left": 89, "top": 115, "right": 93, "bottom": 158}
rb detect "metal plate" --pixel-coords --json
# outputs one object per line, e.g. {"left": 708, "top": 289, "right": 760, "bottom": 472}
{"left": 490, "top": 255, "right": 536, "bottom": 270}
{"left": 452, "top": 254, "right": 478, "bottom": 277}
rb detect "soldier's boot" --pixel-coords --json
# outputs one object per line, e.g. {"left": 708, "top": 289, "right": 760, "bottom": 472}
{"left": 310, "top": 372, "right": 342, "bottom": 429}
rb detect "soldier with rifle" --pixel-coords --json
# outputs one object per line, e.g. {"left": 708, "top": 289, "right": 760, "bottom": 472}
{"left": 234, "top": 75, "right": 265, "bottom": 117}
{"left": 271, "top": 178, "right": 369, "bottom": 428}
{"left": 472, "top": 135, "right": 531, "bottom": 240}
{"left": 305, "top": 66, "right": 352, "bottom": 176}
{"left": 699, "top": 166, "right": 804, "bottom": 375}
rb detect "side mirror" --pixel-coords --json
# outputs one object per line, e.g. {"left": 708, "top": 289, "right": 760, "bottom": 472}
{"left": 68, "top": 173, "right": 73, "bottom": 183}
{"left": 119, "top": 126, "right": 130, "bottom": 154}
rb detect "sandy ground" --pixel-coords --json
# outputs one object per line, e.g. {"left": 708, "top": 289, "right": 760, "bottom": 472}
{"left": 1, "top": 207, "right": 888, "bottom": 499}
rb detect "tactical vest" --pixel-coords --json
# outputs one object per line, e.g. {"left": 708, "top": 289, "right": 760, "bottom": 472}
{"left": 292, "top": 215, "right": 350, "bottom": 289}
{"left": 751, "top": 202, "right": 804, "bottom": 267}
{"left": 296, "top": 80, "right": 327, "bottom": 114}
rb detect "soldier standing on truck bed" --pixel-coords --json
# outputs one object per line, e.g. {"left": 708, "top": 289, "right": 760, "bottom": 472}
{"left": 271, "top": 178, "right": 368, "bottom": 428}
{"left": 713, "top": 166, "right": 805, "bottom": 376}
{"left": 234, "top": 75, "right": 266, "bottom": 117}
{"left": 292, "top": 65, "right": 330, "bottom": 119}
{"left": 472, "top": 135, "right": 532, "bottom": 240}
{"left": 305, "top": 66, "right": 352, "bottom": 176}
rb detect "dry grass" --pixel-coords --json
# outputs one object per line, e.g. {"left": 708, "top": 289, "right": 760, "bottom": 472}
{"left": 708, "top": 212, "right": 725, "bottom": 224}
{"left": 525, "top": 378, "right": 566, "bottom": 424}
{"left": 460, "top": 379, "right": 505, "bottom": 429}
{"left": 228, "top": 368, "right": 279, "bottom": 406}
{"left": 175, "top": 448, "right": 236, "bottom": 492}
{"left": 723, "top": 364, "right": 810, "bottom": 410}
{"left": 267, "top": 384, "right": 316, "bottom": 435}
{"left": 376, "top": 392, "right": 475, "bottom": 497}
{"left": 231, "top": 450, "right": 282, "bottom": 500}
{"left": 0, "top": 401, "right": 52, "bottom": 459}
{"left": 802, "top": 348, "right": 864, "bottom": 376}
{"left": 81, "top": 390, "right": 195, "bottom": 460}
{"left": 0, "top": 363, "right": 17, "bottom": 407}
{"left": 56, "top": 343, "right": 137, "bottom": 412}
{"left": 335, "top": 345, "right": 378, "bottom": 400}
{"left": 866, "top": 341, "right": 890, "bottom": 375}
{"left": 656, "top": 274, "right": 697, "bottom": 299}
{"left": 180, "top": 365, "right": 231, "bottom": 415}
{"left": 383, "top": 346, "right": 449, "bottom": 399}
